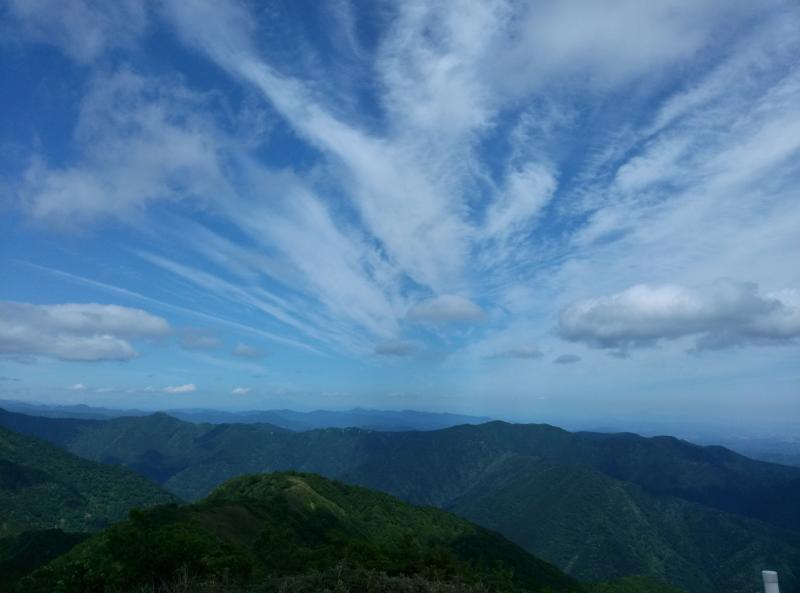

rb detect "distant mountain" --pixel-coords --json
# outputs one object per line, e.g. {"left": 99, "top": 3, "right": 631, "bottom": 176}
{"left": 0, "top": 399, "right": 491, "bottom": 431}
{"left": 0, "top": 424, "right": 178, "bottom": 536}
{"left": 2, "top": 408, "right": 798, "bottom": 592}
{"left": 697, "top": 436, "right": 800, "bottom": 468}
{"left": 16, "top": 472, "right": 581, "bottom": 593}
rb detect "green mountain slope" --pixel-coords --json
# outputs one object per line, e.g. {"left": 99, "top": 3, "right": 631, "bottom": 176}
{"left": 18, "top": 472, "right": 581, "bottom": 593}
{"left": 0, "top": 529, "right": 90, "bottom": 590}
{"left": 0, "top": 425, "right": 178, "bottom": 536}
{"left": 2, "top": 408, "right": 798, "bottom": 593}
{"left": 444, "top": 454, "right": 800, "bottom": 593}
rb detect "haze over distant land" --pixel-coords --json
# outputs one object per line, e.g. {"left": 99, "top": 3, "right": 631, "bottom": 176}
{"left": 1, "top": 0, "right": 799, "bottom": 435}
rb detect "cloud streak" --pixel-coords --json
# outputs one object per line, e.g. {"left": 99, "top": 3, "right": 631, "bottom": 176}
{"left": 163, "top": 384, "right": 196, "bottom": 394}
{"left": 4, "top": 0, "right": 800, "bottom": 414}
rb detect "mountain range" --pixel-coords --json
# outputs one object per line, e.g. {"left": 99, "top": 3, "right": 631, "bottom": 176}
{"left": 0, "top": 423, "right": 177, "bottom": 537}
{"left": 0, "top": 399, "right": 491, "bottom": 431}
{"left": 0, "top": 407, "right": 797, "bottom": 593}
{"left": 16, "top": 471, "right": 582, "bottom": 593}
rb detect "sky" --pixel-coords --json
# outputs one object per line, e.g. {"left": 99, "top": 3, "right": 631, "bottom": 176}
{"left": 0, "top": 0, "right": 799, "bottom": 435}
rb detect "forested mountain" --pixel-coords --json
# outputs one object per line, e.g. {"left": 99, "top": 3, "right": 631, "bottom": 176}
{"left": 15, "top": 472, "right": 581, "bottom": 593}
{"left": 0, "top": 424, "right": 178, "bottom": 536}
{"left": 1, "top": 408, "right": 798, "bottom": 592}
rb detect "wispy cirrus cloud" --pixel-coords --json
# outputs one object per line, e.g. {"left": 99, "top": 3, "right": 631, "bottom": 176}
{"left": 4, "top": 0, "right": 148, "bottom": 63}
{"left": 5, "top": 0, "right": 800, "bottom": 415}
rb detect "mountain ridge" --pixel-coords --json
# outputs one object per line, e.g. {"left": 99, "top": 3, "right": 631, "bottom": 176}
{"left": 17, "top": 471, "right": 582, "bottom": 593}
{"left": 1, "top": 407, "right": 797, "bottom": 592}
{"left": 0, "top": 424, "right": 178, "bottom": 536}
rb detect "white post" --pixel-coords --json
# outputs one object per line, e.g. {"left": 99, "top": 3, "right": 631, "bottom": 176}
{"left": 762, "top": 571, "right": 779, "bottom": 593}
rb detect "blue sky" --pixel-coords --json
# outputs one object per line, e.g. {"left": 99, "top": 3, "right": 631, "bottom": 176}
{"left": 1, "top": 0, "right": 799, "bottom": 434}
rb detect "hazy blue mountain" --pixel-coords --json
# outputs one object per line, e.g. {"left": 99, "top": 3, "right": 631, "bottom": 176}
{"left": 0, "top": 399, "right": 490, "bottom": 431}
{"left": 698, "top": 436, "right": 800, "bottom": 468}
{"left": 0, "top": 399, "right": 150, "bottom": 420}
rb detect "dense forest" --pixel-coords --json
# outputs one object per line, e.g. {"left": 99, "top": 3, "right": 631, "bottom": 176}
{"left": 1, "top": 409, "right": 797, "bottom": 592}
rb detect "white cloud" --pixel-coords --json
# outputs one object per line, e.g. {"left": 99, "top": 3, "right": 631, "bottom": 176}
{"left": 163, "top": 0, "right": 472, "bottom": 292}
{"left": 374, "top": 340, "right": 419, "bottom": 357}
{"left": 163, "top": 383, "right": 196, "bottom": 394}
{"left": 233, "top": 343, "right": 263, "bottom": 359}
{"left": 406, "top": 295, "right": 485, "bottom": 324}
{"left": 18, "top": 69, "right": 233, "bottom": 227}
{"left": 8, "top": 0, "right": 800, "bottom": 385}
{"left": 0, "top": 301, "right": 171, "bottom": 362}
{"left": 69, "top": 383, "right": 87, "bottom": 390}
{"left": 491, "top": 0, "right": 755, "bottom": 93}
{"left": 483, "top": 163, "right": 557, "bottom": 241}
{"left": 231, "top": 386, "right": 251, "bottom": 395}
{"left": 5, "top": 0, "right": 148, "bottom": 63}
{"left": 559, "top": 280, "right": 800, "bottom": 352}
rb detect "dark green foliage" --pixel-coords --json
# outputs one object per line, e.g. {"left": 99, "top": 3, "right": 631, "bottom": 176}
{"left": 444, "top": 455, "right": 800, "bottom": 593}
{"left": 587, "top": 575, "right": 685, "bottom": 593}
{"left": 116, "top": 565, "right": 501, "bottom": 593}
{"left": 2, "top": 409, "right": 799, "bottom": 593}
{"left": 18, "top": 472, "right": 581, "bottom": 593}
{"left": 259, "top": 565, "right": 496, "bottom": 593}
{"left": 0, "top": 529, "right": 89, "bottom": 589}
{"left": 0, "top": 426, "right": 178, "bottom": 537}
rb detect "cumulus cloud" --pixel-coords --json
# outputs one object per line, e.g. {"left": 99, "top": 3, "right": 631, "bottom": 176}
{"left": 553, "top": 354, "right": 581, "bottom": 365}
{"left": 406, "top": 295, "right": 485, "bottom": 324}
{"left": 0, "top": 301, "right": 171, "bottom": 362}
{"left": 231, "top": 386, "right": 251, "bottom": 395}
{"left": 70, "top": 383, "right": 87, "bottom": 390}
{"left": 233, "top": 343, "right": 263, "bottom": 359}
{"left": 559, "top": 280, "right": 800, "bottom": 353}
{"left": 163, "top": 383, "right": 196, "bottom": 394}
{"left": 178, "top": 329, "right": 221, "bottom": 351}
{"left": 374, "top": 340, "right": 419, "bottom": 357}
